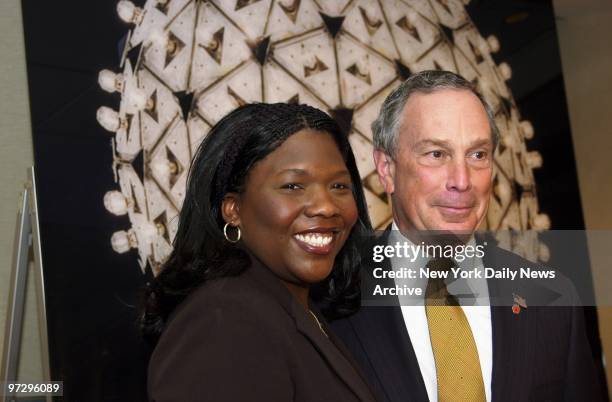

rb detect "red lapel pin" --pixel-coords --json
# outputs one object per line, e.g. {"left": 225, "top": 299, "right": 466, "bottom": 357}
{"left": 512, "top": 293, "right": 527, "bottom": 314}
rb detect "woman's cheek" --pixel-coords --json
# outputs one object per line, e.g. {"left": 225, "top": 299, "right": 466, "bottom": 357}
{"left": 256, "top": 195, "right": 301, "bottom": 228}
{"left": 343, "top": 198, "right": 359, "bottom": 227}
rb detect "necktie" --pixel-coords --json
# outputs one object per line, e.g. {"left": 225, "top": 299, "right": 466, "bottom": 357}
{"left": 425, "top": 258, "right": 486, "bottom": 402}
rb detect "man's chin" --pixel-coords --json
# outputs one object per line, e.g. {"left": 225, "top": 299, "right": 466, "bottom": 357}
{"left": 427, "top": 220, "right": 478, "bottom": 237}
{"left": 405, "top": 222, "right": 476, "bottom": 245}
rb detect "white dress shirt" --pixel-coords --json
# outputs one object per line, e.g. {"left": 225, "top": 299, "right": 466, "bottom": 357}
{"left": 389, "top": 223, "right": 492, "bottom": 402}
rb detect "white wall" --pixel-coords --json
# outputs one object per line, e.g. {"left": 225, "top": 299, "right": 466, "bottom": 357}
{"left": 554, "top": 0, "right": 612, "bottom": 389}
{"left": 0, "top": 0, "right": 44, "bottom": 383}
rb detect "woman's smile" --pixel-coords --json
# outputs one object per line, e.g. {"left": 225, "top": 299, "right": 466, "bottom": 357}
{"left": 293, "top": 228, "right": 339, "bottom": 255}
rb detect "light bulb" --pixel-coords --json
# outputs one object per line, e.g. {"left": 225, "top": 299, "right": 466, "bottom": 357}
{"left": 117, "top": 1, "right": 143, "bottom": 24}
{"left": 475, "top": 78, "right": 490, "bottom": 94}
{"left": 538, "top": 242, "right": 550, "bottom": 262}
{"left": 117, "top": 1, "right": 135, "bottom": 22}
{"left": 533, "top": 214, "right": 551, "bottom": 231}
{"left": 111, "top": 230, "right": 132, "bottom": 253}
{"left": 487, "top": 35, "right": 500, "bottom": 53}
{"left": 478, "top": 37, "right": 489, "bottom": 57}
{"left": 97, "top": 106, "right": 120, "bottom": 132}
{"left": 526, "top": 151, "right": 543, "bottom": 169}
{"left": 99, "top": 70, "right": 123, "bottom": 93}
{"left": 502, "top": 133, "right": 515, "bottom": 148}
{"left": 520, "top": 120, "right": 534, "bottom": 139}
{"left": 495, "top": 180, "right": 511, "bottom": 201}
{"left": 104, "top": 191, "right": 128, "bottom": 215}
{"left": 499, "top": 62, "right": 512, "bottom": 80}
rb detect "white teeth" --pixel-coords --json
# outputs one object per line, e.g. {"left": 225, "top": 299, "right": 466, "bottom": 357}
{"left": 294, "top": 233, "right": 333, "bottom": 247}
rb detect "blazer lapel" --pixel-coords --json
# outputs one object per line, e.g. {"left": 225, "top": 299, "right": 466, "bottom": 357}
{"left": 294, "top": 306, "right": 377, "bottom": 402}
{"left": 349, "top": 226, "right": 429, "bottom": 402}
{"left": 326, "top": 324, "right": 381, "bottom": 397}
{"left": 349, "top": 305, "right": 430, "bottom": 402}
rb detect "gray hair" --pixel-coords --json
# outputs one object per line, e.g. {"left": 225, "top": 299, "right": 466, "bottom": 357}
{"left": 372, "top": 70, "right": 499, "bottom": 157}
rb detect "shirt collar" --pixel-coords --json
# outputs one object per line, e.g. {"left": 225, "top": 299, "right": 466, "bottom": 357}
{"left": 389, "top": 220, "right": 489, "bottom": 303}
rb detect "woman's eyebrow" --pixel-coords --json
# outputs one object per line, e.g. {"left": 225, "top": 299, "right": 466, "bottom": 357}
{"left": 275, "top": 168, "right": 352, "bottom": 177}
{"left": 276, "top": 168, "right": 308, "bottom": 176}
{"left": 330, "top": 169, "right": 352, "bottom": 178}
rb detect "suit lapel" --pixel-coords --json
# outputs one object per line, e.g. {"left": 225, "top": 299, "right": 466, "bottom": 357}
{"left": 484, "top": 246, "right": 536, "bottom": 402}
{"left": 349, "top": 227, "right": 429, "bottom": 402}
{"left": 294, "top": 305, "right": 377, "bottom": 402}
{"left": 489, "top": 304, "right": 535, "bottom": 402}
{"left": 349, "top": 305, "right": 430, "bottom": 402}
{"left": 326, "top": 320, "right": 382, "bottom": 399}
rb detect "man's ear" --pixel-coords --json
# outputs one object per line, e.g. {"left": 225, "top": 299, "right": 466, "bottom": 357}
{"left": 221, "top": 192, "right": 241, "bottom": 226}
{"left": 373, "top": 149, "right": 396, "bottom": 195}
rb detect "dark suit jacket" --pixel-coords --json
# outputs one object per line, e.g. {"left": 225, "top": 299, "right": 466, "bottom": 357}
{"left": 330, "top": 230, "right": 606, "bottom": 402}
{"left": 148, "top": 255, "right": 378, "bottom": 402}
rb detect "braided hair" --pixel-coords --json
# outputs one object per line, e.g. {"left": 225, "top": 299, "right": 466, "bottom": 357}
{"left": 141, "top": 103, "right": 372, "bottom": 343}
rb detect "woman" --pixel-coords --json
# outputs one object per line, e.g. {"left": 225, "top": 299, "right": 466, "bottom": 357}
{"left": 143, "top": 103, "right": 376, "bottom": 402}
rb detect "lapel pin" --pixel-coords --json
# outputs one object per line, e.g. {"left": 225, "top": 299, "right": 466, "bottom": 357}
{"left": 512, "top": 293, "right": 527, "bottom": 314}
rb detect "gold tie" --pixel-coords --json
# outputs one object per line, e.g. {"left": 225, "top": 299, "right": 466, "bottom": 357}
{"left": 425, "top": 258, "right": 486, "bottom": 402}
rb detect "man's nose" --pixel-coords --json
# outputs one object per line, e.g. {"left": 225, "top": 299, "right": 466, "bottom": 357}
{"left": 446, "top": 159, "right": 471, "bottom": 192}
{"left": 305, "top": 187, "right": 340, "bottom": 217}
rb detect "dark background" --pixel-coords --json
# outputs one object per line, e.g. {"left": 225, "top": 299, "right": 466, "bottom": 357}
{"left": 22, "top": 0, "right": 152, "bottom": 400}
{"left": 20, "top": 0, "right": 605, "bottom": 400}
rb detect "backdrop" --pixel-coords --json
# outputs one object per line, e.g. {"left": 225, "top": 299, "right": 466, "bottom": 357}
{"left": 20, "top": 0, "right": 603, "bottom": 400}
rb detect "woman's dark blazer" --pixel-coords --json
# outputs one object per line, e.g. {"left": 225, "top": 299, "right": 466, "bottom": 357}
{"left": 148, "top": 256, "right": 377, "bottom": 402}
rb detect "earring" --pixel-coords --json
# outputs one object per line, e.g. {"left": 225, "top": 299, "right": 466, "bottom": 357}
{"left": 223, "top": 222, "right": 241, "bottom": 243}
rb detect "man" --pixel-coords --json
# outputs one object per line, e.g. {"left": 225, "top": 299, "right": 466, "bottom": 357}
{"left": 331, "top": 70, "right": 604, "bottom": 402}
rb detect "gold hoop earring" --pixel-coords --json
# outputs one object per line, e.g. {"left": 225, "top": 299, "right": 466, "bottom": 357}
{"left": 223, "top": 222, "right": 241, "bottom": 243}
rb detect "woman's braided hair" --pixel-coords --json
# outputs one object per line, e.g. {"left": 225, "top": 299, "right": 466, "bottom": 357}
{"left": 141, "top": 103, "right": 372, "bottom": 343}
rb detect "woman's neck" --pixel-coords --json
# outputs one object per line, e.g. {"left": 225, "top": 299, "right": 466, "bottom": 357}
{"left": 240, "top": 246, "right": 312, "bottom": 310}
